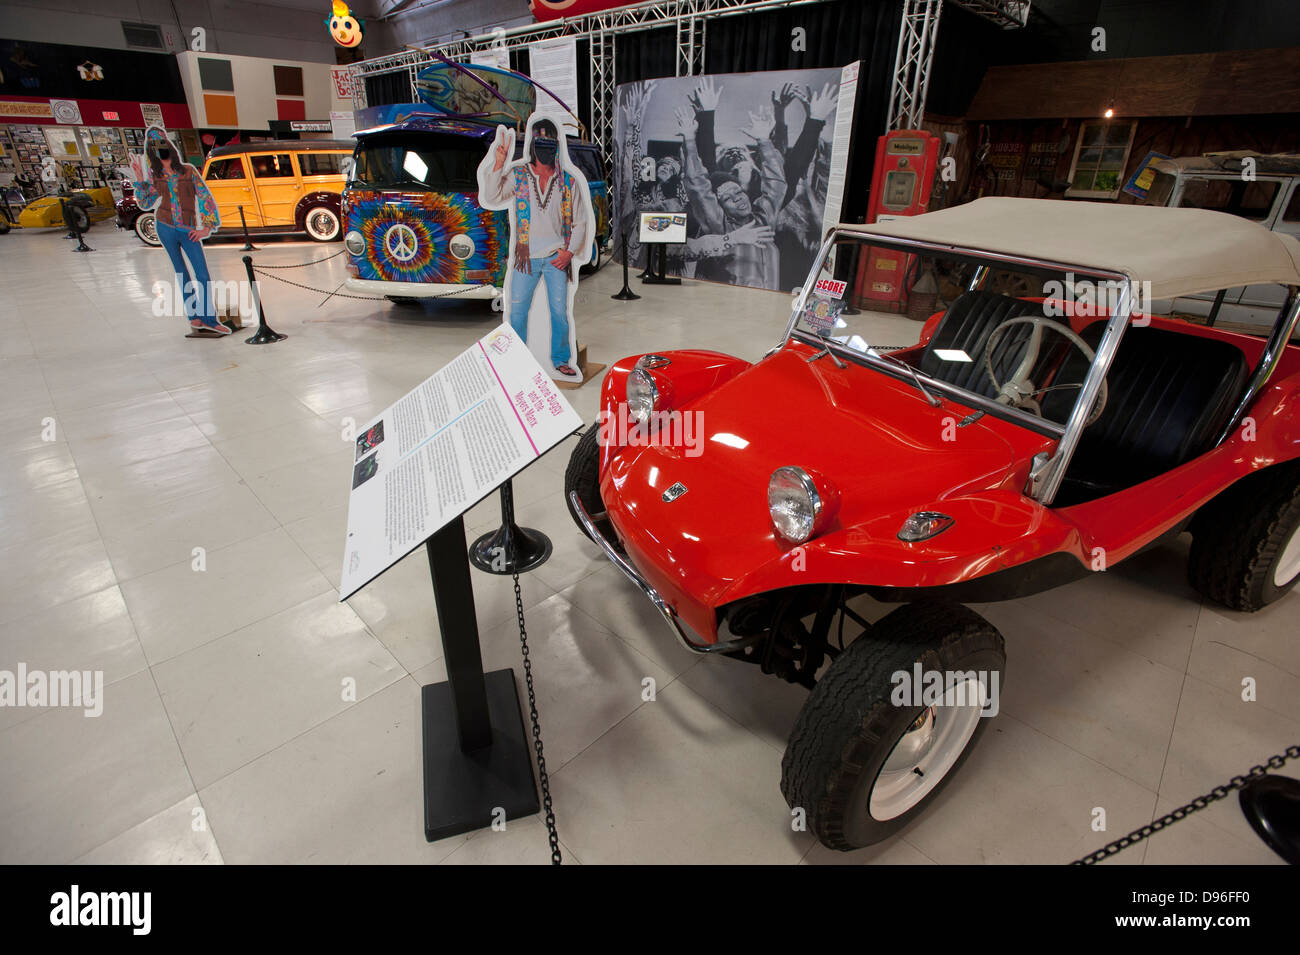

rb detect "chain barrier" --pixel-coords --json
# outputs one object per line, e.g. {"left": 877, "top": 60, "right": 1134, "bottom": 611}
{"left": 249, "top": 262, "right": 494, "bottom": 304}
{"left": 513, "top": 571, "right": 562, "bottom": 865}
{"left": 252, "top": 249, "right": 347, "bottom": 269}
{"left": 1071, "top": 744, "right": 1300, "bottom": 864}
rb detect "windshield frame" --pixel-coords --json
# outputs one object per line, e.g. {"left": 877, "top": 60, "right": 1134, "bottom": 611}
{"left": 782, "top": 227, "right": 1136, "bottom": 506}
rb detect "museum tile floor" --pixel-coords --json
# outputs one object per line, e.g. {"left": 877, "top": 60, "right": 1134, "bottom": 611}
{"left": 0, "top": 224, "right": 1294, "bottom": 865}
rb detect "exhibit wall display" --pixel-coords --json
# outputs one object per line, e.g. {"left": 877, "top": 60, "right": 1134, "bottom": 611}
{"left": 615, "top": 63, "right": 860, "bottom": 293}
{"left": 476, "top": 112, "right": 595, "bottom": 383}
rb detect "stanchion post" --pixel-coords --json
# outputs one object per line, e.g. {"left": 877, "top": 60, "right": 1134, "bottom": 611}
{"left": 238, "top": 205, "right": 256, "bottom": 251}
{"left": 468, "top": 478, "right": 551, "bottom": 574}
{"left": 241, "top": 254, "right": 287, "bottom": 344}
{"left": 61, "top": 198, "right": 93, "bottom": 251}
{"left": 611, "top": 230, "right": 640, "bottom": 301}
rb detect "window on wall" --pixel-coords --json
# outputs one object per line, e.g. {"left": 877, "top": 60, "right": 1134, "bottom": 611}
{"left": 1066, "top": 120, "right": 1136, "bottom": 199}
{"left": 121, "top": 22, "right": 164, "bottom": 50}
{"left": 197, "top": 57, "right": 235, "bottom": 92}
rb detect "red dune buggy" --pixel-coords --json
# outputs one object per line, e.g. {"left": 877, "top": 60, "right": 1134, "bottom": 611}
{"left": 565, "top": 198, "right": 1300, "bottom": 849}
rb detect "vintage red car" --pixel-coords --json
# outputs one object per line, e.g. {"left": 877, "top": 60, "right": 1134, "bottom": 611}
{"left": 564, "top": 197, "right": 1300, "bottom": 849}
{"left": 114, "top": 181, "right": 161, "bottom": 246}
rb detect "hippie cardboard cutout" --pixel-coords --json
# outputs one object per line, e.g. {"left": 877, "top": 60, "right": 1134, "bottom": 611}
{"left": 477, "top": 113, "right": 594, "bottom": 382}
{"left": 129, "top": 126, "right": 228, "bottom": 337}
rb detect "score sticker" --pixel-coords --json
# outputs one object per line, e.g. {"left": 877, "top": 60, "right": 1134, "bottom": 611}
{"left": 813, "top": 278, "right": 847, "bottom": 299}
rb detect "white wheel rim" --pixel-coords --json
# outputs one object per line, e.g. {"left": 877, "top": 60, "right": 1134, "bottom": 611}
{"left": 139, "top": 216, "right": 156, "bottom": 243}
{"left": 1274, "top": 522, "right": 1300, "bottom": 588}
{"left": 868, "top": 677, "right": 986, "bottom": 821}
{"left": 309, "top": 210, "right": 337, "bottom": 239}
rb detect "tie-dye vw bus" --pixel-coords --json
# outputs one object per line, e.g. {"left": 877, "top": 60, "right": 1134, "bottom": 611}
{"left": 342, "top": 113, "right": 609, "bottom": 305}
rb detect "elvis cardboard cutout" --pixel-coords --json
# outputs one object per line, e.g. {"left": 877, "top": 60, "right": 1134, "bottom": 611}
{"left": 476, "top": 112, "right": 594, "bottom": 382}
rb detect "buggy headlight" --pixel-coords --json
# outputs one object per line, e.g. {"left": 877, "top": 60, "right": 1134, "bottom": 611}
{"left": 345, "top": 230, "right": 364, "bottom": 255}
{"left": 626, "top": 367, "right": 658, "bottom": 426}
{"left": 768, "top": 466, "right": 822, "bottom": 543}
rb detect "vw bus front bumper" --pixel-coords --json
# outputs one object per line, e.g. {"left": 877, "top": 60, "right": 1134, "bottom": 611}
{"left": 344, "top": 278, "right": 499, "bottom": 300}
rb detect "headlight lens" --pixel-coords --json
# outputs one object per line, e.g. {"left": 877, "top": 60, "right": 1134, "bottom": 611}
{"left": 768, "top": 466, "right": 822, "bottom": 543}
{"left": 344, "top": 230, "right": 365, "bottom": 255}
{"left": 449, "top": 233, "right": 475, "bottom": 260}
{"left": 626, "top": 367, "right": 658, "bottom": 426}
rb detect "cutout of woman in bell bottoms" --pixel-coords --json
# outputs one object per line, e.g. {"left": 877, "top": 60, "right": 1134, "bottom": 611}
{"left": 130, "top": 127, "right": 228, "bottom": 337}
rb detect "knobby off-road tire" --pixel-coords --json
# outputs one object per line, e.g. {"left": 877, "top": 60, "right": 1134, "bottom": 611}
{"left": 1189, "top": 462, "right": 1300, "bottom": 611}
{"left": 781, "top": 601, "right": 1005, "bottom": 850}
{"left": 564, "top": 426, "right": 616, "bottom": 546}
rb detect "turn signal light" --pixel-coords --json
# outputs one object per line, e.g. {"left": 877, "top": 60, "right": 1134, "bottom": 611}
{"left": 898, "top": 512, "right": 954, "bottom": 542}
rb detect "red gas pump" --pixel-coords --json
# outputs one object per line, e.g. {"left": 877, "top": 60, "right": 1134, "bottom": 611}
{"left": 854, "top": 130, "right": 941, "bottom": 311}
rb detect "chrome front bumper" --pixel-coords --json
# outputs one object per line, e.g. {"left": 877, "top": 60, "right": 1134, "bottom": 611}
{"left": 568, "top": 490, "right": 740, "bottom": 655}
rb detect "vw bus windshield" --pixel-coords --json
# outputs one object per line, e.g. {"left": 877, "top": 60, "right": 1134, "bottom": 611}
{"left": 350, "top": 133, "right": 485, "bottom": 193}
{"left": 791, "top": 233, "right": 1125, "bottom": 432}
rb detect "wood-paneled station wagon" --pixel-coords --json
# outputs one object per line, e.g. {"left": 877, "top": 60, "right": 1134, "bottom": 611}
{"left": 564, "top": 197, "right": 1300, "bottom": 849}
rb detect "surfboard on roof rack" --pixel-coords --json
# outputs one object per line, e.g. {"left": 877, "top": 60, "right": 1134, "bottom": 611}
{"left": 414, "top": 62, "right": 536, "bottom": 129}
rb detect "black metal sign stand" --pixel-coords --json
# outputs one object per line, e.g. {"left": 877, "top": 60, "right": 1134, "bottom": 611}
{"left": 641, "top": 242, "right": 681, "bottom": 286}
{"left": 420, "top": 513, "right": 538, "bottom": 842}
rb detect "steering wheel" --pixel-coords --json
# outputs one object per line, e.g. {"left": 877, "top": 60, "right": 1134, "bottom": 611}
{"left": 983, "top": 316, "right": 1108, "bottom": 426}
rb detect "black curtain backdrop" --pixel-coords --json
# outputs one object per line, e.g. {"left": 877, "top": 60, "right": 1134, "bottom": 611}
{"left": 615, "top": 0, "right": 902, "bottom": 223}
{"left": 364, "top": 70, "right": 414, "bottom": 108}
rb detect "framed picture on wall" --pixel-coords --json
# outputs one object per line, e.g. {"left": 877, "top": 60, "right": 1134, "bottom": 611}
{"left": 1066, "top": 120, "right": 1136, "bottom": 199}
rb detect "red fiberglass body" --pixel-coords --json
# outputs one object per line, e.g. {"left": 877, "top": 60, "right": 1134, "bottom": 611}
{"left": 595, "top": 318, "right": 1300, "bottom": 646}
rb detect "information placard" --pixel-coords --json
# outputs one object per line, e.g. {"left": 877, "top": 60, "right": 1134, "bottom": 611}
{"left": 339, "top": 326, "right": 582, "bottom": 599}
{"left": 639, "top": 211, "right": 687, "bottom": 244}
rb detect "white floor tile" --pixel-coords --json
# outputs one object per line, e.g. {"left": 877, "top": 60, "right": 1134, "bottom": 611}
{"left": 0, "top": 669, "right": 194, "bottom": 864}
{"left": 153, "top": 592, "right": 404, "bottom": 788}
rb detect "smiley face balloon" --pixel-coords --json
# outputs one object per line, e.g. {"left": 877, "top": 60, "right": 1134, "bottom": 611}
{"left": 327, "top": 0, "right": 364, "bottom": 48}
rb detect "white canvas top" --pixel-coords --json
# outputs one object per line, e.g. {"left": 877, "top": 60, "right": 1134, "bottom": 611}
{"left": 841, "top": 197, "right": 1300, "bottom": 301}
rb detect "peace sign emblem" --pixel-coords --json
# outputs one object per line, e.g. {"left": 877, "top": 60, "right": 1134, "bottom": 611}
{"left": 384, "top": 223, "right": 419, "bottom": 263}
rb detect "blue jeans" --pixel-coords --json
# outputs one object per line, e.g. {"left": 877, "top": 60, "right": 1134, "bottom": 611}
{"left": 509, "top": 257, "right": 571, "bottom": 367}
{"left": 156, "top": 220, "right": 217, "bottom": 328}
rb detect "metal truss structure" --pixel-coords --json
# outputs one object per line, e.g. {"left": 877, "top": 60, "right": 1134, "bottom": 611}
{"left": 350, "top": 0, "right": 824, "bottom": 159}
{"left": 947, "top": 0, "right": 1031, "bottom": 30}
{"left": 886, "top": 0, "right": 1028, "bottom": 130}
{"left": 886, "top": 0, "right": 942, "bottom": 131}
{"left": 349, "top": 0, "right": 1028, "bottom": 153}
